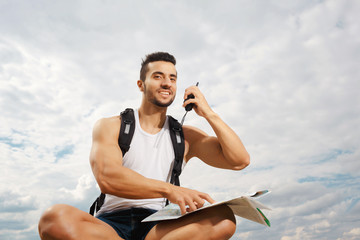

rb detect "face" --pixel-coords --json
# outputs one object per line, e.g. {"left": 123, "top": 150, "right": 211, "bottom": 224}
{"left": 139, "top": 61, "right": 177, "bottom": 107}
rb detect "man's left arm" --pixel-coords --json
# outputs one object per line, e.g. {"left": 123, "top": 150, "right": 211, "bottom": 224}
{"left": 183, "top": 85, "right": 250, "bottom": 170}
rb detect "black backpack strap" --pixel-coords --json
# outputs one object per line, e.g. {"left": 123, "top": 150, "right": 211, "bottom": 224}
{"left": 118, "top": 108, "right": 136, "bottom": 156}
{"left": 89, "top": 192, "right": 105, "bottom": 216}
{"left": 168, "top": 116, "right": 185, "bottom": 186}
{"left": 89, "top": 108, "right": 136, "bottom": 215}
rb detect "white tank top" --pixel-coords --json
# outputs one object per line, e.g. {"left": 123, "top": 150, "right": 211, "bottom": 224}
{"left": 96, "top": 109, "right": 185, "bottom": 215}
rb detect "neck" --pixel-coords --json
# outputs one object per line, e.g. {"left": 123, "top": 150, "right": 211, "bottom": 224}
{"left": 138, "top": 101, "right": 168, "bottom": 134}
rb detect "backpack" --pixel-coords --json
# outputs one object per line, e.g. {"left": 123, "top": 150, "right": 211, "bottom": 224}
{"left": 89, "top": 108, "right": 185, "bottom": 215}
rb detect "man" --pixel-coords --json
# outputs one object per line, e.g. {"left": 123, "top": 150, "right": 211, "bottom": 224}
{"left": 38, "top": 52, "right": 250, "bottom": 240}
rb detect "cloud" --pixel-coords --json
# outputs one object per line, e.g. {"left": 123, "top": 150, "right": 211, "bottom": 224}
{"left": 1, "top": 0, "right": 359, "bottom": 239}
{"left": 339, "top": 228, "right": 360, "bottom": 240}
{"left": 0, "top": 191, "right": 36, "bottom": 213}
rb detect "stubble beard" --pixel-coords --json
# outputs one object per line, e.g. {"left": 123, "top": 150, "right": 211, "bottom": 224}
{"left": 144, "top": 85, "right": 175, "bottom": 108}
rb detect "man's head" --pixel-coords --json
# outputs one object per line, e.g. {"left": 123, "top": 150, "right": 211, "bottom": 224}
{"left": 140, "top": 52, "right": 176, "bottom": 82}
{"left": 138, "top": 52, "right": 177, "bottom": 108}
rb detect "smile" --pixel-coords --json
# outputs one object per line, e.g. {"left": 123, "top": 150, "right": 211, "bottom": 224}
{"left": 159, "top": 91, "right": 171, "bottom": 96}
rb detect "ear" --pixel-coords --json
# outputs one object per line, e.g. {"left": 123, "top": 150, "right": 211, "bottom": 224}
{"left": 137, "top": 80, "right": 144, "bottom": 92}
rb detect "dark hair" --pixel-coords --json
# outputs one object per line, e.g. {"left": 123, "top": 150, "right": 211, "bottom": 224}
{"left": 140, "top": 52, "right": 176, "bottom": 81}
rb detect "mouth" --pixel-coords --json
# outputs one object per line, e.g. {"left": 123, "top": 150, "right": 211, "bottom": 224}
{"left": 159, "top": 90, "right": 171, "bottom": 96}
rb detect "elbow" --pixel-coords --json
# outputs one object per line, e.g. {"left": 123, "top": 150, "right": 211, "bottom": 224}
{"left": 97, "top": 179, "right": 109, "bottom": 194}
{"left": 232, "top": 153, "right": 250, "bottom": 171}
{"left": 97, "top": 174, "right": 115, "bottom": 195}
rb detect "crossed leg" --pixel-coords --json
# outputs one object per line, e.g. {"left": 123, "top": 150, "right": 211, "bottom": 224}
{"left": 39, "top": 204, "right": 236, "bottom": 240}
{"left": 146, "top": 204, "right": 236, "bottom": 240}
{"left": 38, "top": 204, "right": 123, "bottom": 240}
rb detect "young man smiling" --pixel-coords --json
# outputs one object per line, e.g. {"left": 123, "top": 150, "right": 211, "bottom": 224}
{"left": 38, "top": 52, "right": 250, "bottom": 240}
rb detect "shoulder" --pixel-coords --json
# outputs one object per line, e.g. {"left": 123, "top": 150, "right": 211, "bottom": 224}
{"left": 182, "top": 125, "right": 209, "bottom": 161}
{"left": 182, "top": 125, "right": 208, "bottom": 141}
{"left": 92, "top": 116, "right": 121, "bottom": 143}
{"left": 182, "top": 125, "right": 209, "bottom": 154}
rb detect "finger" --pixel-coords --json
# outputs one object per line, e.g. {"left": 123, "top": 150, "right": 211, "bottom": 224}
{"left": 178, "top": 201, "right": 187, "bottom": 215}
{"left": 183, "top": 89, "right": 193, "bottom": 99}
{"left": 200, "top": 193, "right": 216, "bottom": 204}
{"left": 195, "top": 198, "right": 206, "bottom": 208}
{"left": 184, "top": 86, "right": 199, "bottom": 99}
{"left": 183, "top": 92, "right": 196, "bottom": 101}
{"left": 182, "top": 98, "right": 196, "bottom": 108}
{"left": 187, "top": 200, "right": 198, "bottom": 212}
{"left": 192, "top": 195, "right": 205, "bottom": 209}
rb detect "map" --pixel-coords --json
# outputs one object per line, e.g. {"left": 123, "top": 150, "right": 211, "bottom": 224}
{"left": 142, "top": 190, "right": 271, "bottom": 227}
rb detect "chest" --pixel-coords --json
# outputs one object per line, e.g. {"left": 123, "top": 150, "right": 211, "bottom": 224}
{"left": 122, "top": 127, "right": 175, "bottom": 179}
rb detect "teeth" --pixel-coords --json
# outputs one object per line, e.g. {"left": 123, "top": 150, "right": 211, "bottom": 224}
{"left": 160, "top": 92, "right": 170, "bottom": 95}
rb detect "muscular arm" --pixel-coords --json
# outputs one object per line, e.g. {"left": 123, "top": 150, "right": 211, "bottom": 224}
{"left": 89, "top": 117, "right": 214, "bottom": 214}
{"left": 183, "top": 86, "right": 250, "bottom": 170}
{"left": 90, "top": 117, "right": 169, "bottom": 199}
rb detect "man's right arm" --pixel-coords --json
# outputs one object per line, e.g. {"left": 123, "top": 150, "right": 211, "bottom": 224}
{"left": 89, "top": 117, "right": 214, "bottom": 214}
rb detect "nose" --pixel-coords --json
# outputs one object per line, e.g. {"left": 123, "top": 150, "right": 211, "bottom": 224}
{"left": 161, "top": 77, "right": 172, "bottom": 88}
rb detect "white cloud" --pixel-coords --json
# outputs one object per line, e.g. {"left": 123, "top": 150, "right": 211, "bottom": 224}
{"left": 1, "top": 0, "right": 359, "bottom": 239}
{"left": 339, "top": 228, "right": 360, "bottom": 240}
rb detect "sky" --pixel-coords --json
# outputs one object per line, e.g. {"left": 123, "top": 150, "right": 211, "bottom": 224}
{"left": 0, "top": 0, "right": 359, "bottom": 239}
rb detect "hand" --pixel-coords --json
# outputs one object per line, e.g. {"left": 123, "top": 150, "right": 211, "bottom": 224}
{"left": 166, "top": 184, "right": 215, "bottom": 215}
{"left": 182, "top": 85, "right": 214, "bottom": 119}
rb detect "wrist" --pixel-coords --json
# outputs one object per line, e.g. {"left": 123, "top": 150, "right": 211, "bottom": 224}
{"left": 204, "top": 110, "right": 219, "bottom": 122}
{"left": 162, "top": 182, "right": 174, "bottom": 199}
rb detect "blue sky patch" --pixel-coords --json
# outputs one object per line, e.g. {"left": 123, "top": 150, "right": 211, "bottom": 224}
{"left": 0, "top": 136, "right": 25, "bottom": 149}
{"left": 298, "top": 174, "right": 360, "bottom": 189}
{"left": 310, "top": 149, "right": 353, "bottom": 164}
{"left": 54, "top": 144, "right": 75, "bottom": 162}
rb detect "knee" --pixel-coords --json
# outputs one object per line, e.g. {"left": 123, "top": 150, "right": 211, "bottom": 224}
{"left": 38, "top": 204, "right": 75, "bottom": 239}
{"left": 213, "top": 218, "right": 236, "bottom": 240}
{"left": 209, "top": 206, "right": 236, "bottom": 240}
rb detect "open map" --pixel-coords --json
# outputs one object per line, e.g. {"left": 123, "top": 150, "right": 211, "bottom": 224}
{"left": 142, "top": 190, "right": 271, "bottom": 227}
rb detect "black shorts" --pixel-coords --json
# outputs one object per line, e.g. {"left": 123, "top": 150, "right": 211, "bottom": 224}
{"left": 97, "top": 208, "right": 159, "bottom": 240}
